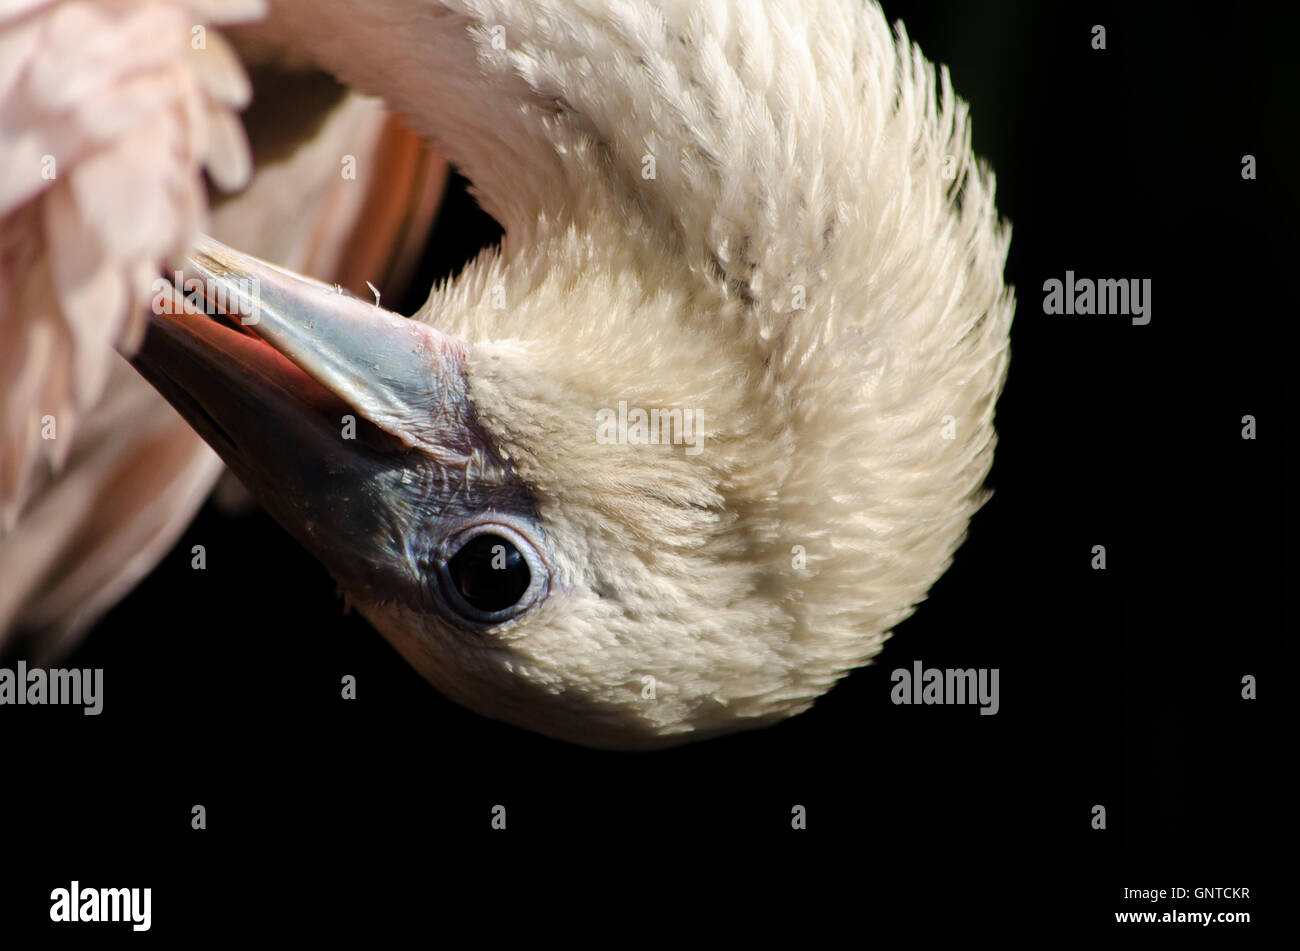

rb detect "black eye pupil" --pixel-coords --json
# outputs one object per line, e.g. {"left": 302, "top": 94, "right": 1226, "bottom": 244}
{"left": 448, "top": 534, "right": 531, "bottom": 613}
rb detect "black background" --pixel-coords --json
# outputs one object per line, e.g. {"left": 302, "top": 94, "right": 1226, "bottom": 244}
{"left": 1, "top": 0, "right": 1288, "bottom": 938}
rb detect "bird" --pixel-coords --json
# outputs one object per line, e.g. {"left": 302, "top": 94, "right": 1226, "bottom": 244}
{"left": 1, "top": 0, "right": 1014, "bottom": 749}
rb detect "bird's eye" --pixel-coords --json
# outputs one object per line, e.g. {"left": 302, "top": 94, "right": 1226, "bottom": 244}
{"left": 434, "top": 522, "right": 548, "bottom": 626}
{"left": 448, "top": 534, "right": 530, "bottom": 612}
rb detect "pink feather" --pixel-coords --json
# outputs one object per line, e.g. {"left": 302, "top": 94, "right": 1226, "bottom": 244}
{"left": 0, "top": 0, "right": 263, "bottom": 530}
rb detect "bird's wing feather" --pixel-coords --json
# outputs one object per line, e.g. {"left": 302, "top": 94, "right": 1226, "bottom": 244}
{"left": 0, "top": 0, "right": 262, "bottom": 529}
{"left": 0, "top": 2, "right": 446, "bottom": 653}
{"left": 0, "top": 358, "right": 225, "bottom": 659}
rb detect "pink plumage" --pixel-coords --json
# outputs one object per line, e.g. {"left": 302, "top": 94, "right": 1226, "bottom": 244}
{"left": 0, "top": 0, "right": 261, "bottom": 529}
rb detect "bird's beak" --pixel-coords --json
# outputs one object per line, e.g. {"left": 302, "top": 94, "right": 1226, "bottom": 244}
{"left": 130, "top": 234, "right": 472, "bottom": 600}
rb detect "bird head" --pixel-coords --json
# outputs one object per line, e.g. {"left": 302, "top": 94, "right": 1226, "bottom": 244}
{"left": 131, "top": 2, "right": 1014, "bottom": 749}
{"left": 137, "top": 231, "right": 796, "bottom": 750}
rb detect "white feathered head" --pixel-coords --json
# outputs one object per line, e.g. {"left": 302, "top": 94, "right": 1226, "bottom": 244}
{"left": 6, "top": 0, "right": 1014, "bottom": 750}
